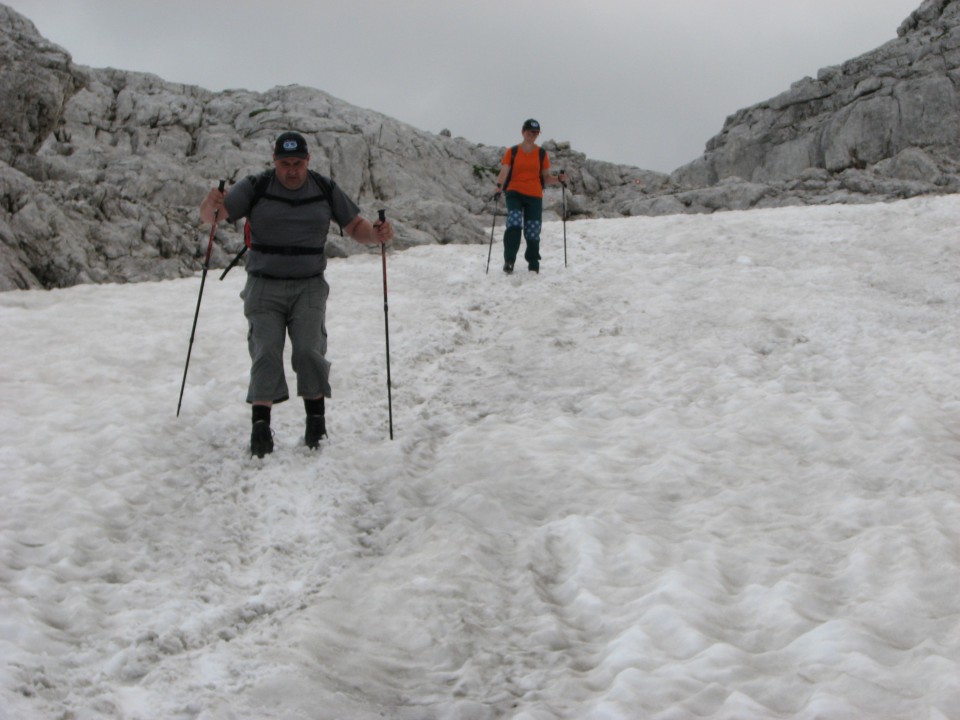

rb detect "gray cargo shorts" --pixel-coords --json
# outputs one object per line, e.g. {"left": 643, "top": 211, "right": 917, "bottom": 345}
{"left": 240, "top": 274, "right": 332, "bottom": 404}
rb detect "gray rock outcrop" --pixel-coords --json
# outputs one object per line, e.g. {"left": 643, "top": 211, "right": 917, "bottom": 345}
{"left": 0, "top": 3, "right": 656, "bottom": 291}
{"left": 3, "top": 0, "right": 960, "bottom": 291}
{"left": 662, "top": 0, "right": 960, "bottom": 209}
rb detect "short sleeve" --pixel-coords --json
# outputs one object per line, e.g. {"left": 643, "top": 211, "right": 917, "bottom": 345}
{"left": 325, "top": 180, "right": 361, "bottom": 228}
{"left": 223, "top": 177, "right": 256, "bottom": 223}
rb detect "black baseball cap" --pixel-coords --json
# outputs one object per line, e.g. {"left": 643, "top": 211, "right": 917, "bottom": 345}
{"left": 274, "top": 131, "right": 309, "bottom": 159}
{"left": 522, "top": 119, "right": 541, "bottom": 132}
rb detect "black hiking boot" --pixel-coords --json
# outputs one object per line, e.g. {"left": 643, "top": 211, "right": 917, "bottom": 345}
{"left": 250, "top": 420, "right": 274, "bottom": 458}
{"left": 305, "top": 415, "right": 326, "bottom": 449}
{"left": 503, "top": 261, "right": 514, "bottom": 274}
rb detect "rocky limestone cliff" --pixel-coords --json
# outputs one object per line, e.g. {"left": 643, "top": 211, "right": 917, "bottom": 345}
{"left": 0, "top": 3, "right": 659, "bottom": 291}
{"left": 2, "top": 1, "right": 959, "bottom": 290}
{"left": 653, "top": 0, "right": 960, "bottom": 215}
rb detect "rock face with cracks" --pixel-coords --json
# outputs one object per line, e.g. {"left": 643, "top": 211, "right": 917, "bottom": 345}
{"left": 1, "top": 1, "right": 959, "bottom": 290}
{"left": 659, "top": 0, "right": 960, "bottom": 213}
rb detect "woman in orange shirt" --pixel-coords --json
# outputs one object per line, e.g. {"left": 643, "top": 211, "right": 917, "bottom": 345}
{"left": 494, "top": 119, "right": 568, "bottom": 274}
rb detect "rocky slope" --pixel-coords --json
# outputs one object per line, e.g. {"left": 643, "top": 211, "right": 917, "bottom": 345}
{"left": 644, "top": 0, "right": 960, "bottom": 215}
{"left": 0, "top": 3, "right": 659, "bottom": 290}
{"left": 2, "top": 1, "right": 959, "bottom": 290}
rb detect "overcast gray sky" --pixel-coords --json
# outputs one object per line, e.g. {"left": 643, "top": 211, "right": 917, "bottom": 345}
{"left": 6, "top": 0, "right": 921, "bottom": 172}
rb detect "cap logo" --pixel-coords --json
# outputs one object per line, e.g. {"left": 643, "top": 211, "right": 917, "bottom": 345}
{"left": 283, "top": 140, "right": 299, "bottom": 151}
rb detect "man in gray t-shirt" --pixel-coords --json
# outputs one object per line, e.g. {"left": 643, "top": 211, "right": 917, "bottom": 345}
{"left": 199, "top": 131, "right": 393, "bottom": 457}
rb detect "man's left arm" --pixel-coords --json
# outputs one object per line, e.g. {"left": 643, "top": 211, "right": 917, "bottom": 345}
{"left": 345, "top": 215, "right": 393, "bottom": 245}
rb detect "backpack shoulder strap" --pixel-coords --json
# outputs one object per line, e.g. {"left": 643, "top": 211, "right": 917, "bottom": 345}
{"left": 307, "top": 170, "right": 335, "bottom": 204}
{"left": 502, "top": 145, "right": 520, "bottom": 192}
{"left": 503, "top": 146, "right": 547, "bottom": 191}
{"left": 307, "top": 170, "right": 344, "bottom": 235}
{"left": 246, "top": 168, "right": 343, "bottom": 234}
{"left": 241, "top": 170, "right": 274, "bottom": 248}
{"left": 251, "top": 170, "right": 274, "bottom": 198}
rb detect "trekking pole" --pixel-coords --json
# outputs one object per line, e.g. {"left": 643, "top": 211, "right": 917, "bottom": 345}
{"left": 485, "top": 192, "right": 500, "bottom": 274}
{"left": 561, "top": 169, "right": 568, "bottom": 268}
{"left": 378, "top": 209, "right": 394, "bottom": 439}
{"left": 177, "top": 180, "right": 225, "bottom": 417}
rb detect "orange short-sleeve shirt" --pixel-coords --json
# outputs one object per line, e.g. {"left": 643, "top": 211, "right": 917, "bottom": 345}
{"left": 502, "top": 145, "right": 550, "bottom": 198}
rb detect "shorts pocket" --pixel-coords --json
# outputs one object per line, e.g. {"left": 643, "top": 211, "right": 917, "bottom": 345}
{"left": 242, "top": 276, "right": 264, "bottom": 315}
{"left": 307, "top": 277, "right": 330, "bottom": 309}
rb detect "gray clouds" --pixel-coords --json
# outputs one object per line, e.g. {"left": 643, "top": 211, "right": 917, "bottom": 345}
{"left": 5, "top": 0, "right": 921, "bottom": 171}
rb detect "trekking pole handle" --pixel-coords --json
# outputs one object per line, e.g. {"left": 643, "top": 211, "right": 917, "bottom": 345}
{"left": 377, "top": 209, "right": 387, "bottom": 242}
{"left": 202, "top": 180, "right": 227, "bottom": 267}
{"left": 213, "top": 180, "right": 226, "bottom": 215}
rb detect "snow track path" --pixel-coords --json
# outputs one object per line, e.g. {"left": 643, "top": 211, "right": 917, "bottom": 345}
{"left": 2, "top": 196, "right": 960, "bottom": 719}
